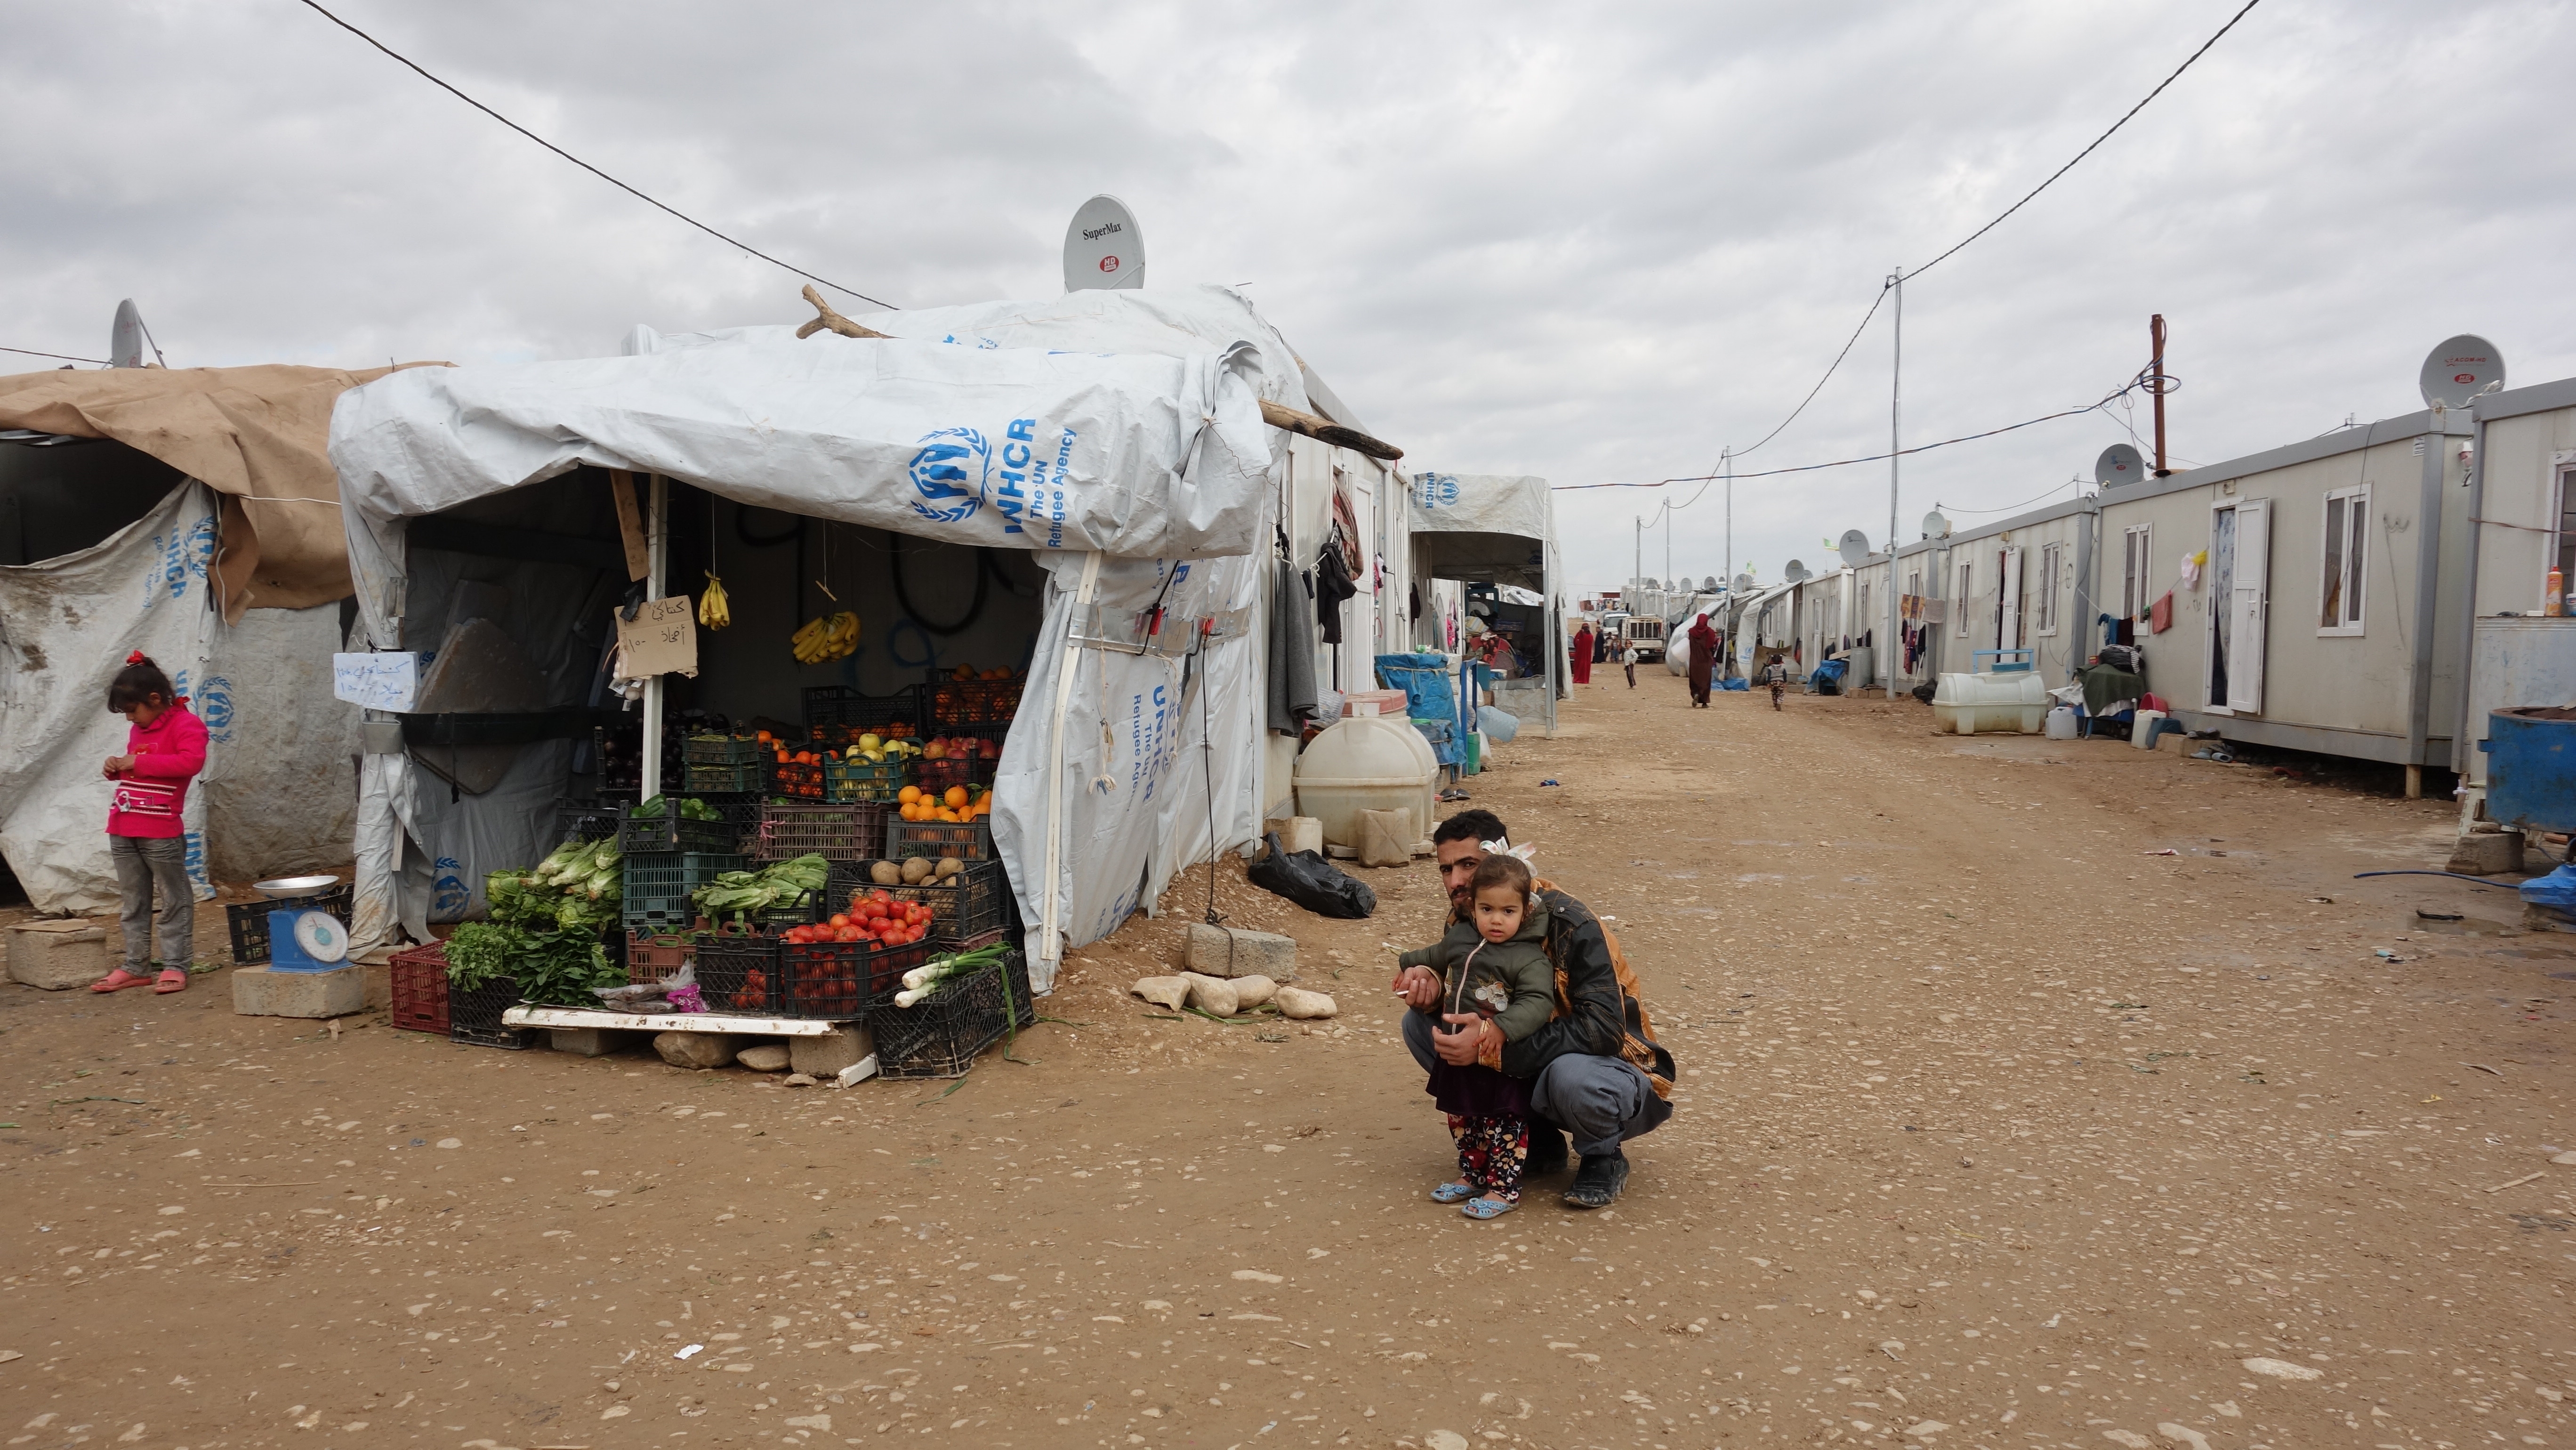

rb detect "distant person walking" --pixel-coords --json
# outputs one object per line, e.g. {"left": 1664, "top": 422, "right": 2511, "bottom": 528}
{"left": 1685, "top": 613, "right": 1718, "bottom": 708}
{"left": 1569, "top": 622, "right": 1595, "bottom": 686}
{"left": 1762, "top": 653, "right": 1791, "bottom": 710}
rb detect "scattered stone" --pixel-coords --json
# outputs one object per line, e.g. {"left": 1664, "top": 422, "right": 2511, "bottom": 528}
{"left": 2102, "top": 1433, "right": 2152, "bottom": 1450}
{"left": 1130, "top": 976, "right": 1191, "bottom": 1011}
{"left": 2240, "top": 1357, "right": 2322, "bottom": 1381}
{"left": 434, "top": 1137, "right": 461, "bottom": 1150}
{"left": 1180, "top": 973, "right": 1240, "bottom": 1015}
{"left": 1425, "top": 1431, "right": 1470, "bottom": 1450}
{"left": 2158, "top": 1424, "right": 2212, "bottom": 1450}
{"left": 653, "top": 1032, "right": 741, "bottom": 1070}
{"left": 2553, "top": 1151, "right": 2576, "bottom": 1166}
{"left": 1228, "top": 975, "right": 1279, "bottom": 1009}
{"left": 735, "top": 1043, "right": 792, "bottom": 1072}
{"left": 783, "top": 1072, "right": 817, "bottom": 1087}
{"left": 1275, "top": 986, "right": 1338, "bottom": 1020}
{"left": 1184, "top": 923, "right": 1297, "bottom": 982}
{"left": 1906, "top": 1423, "right": 1949, "bottom": 1438}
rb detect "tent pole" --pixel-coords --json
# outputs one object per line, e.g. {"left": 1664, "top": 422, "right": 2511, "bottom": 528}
{"left": 642, "top": 472, "right": 668, "bottom": 800}
{"left": 1040, "top": 550, "right": 1106, "bottom": 974}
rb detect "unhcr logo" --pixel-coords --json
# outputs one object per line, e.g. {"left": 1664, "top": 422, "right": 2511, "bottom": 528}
{"left": 907, "top": 427, "right": 991, "bottom": 525}
{"left": 1416, "top": 472, "right": 1462, "bottom": 509}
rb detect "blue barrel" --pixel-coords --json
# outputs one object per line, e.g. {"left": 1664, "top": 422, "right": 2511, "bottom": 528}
{"left": 2479, "top": 706, "right": 2576, "bottom": 835}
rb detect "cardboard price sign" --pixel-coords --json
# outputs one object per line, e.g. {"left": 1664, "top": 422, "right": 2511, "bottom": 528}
{"left": 615, "top": 596, "right": 699, "bottom": 679}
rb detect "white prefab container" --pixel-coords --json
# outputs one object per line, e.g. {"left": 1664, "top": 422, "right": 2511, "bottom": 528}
{"left": 1931, "top": 671, "right": 2051, "bottom": 734}
{"left": 1292, "top": 715, "right": 1440, "bottom": 848}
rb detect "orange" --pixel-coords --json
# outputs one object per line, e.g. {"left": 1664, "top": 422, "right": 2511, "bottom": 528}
{"left": 898, "top": 785, "right": 921, "bottom": 805}
{"left": 943, "top": 785, "right": 968, "bottom": 809}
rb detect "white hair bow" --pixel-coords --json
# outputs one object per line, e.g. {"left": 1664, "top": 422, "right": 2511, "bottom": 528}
{"left": 1480, "top": 837, "right": 1536, "bottom": 863}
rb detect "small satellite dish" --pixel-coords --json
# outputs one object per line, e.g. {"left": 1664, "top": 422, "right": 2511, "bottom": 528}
{"left": 2095, "top": 443, "right": 2146, "bottom": 487}
{"left": 291, "top": 910, "right": 350, "bottom": 965}
{"left": 1645, "top": 577, "right": 1660, "bottom": 589}
{"left": 1784, "top": 558, "right": 1811, "bottom": 583}
{"left": 1064, "top": 195, "right": 1145, "bottom": 292}
{"left": 1836, "top": 529, "right": 1872, "bottom": 567}
{"left": 2419, "top": 334, "right": 2504, "bottom": 409}
{"left": 1702, "top": 575, "right": 1718, "bottom": 591}
{"left": 1732, "top": 572, "right": 1755, "bottom": 593}
{"left": 1921, "top": 508, "right": 1951, "bottom": 539}
{"left": 110, "top": 299, "right": 149, "bottom": 368}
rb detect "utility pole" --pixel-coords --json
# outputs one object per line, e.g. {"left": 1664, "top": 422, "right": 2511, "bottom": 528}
{"left": 1634, "top": 515, "right": 1642, "bottom": 591}
{"left": 1721, "top": 448, "right": 1733, "bottom": 601}
{"left": 1886, "top": 269, "right": 1904, "bottom": 701}
{"left": 2150, "top": 313, "right": 2171, "bottom": 476}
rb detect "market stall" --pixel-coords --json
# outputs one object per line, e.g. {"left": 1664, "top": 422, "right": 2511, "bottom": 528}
{"left": 329, "top": 285, "right": 1326, "bottom": 1072}
{"left": 1406, "top": 473, "right": 1560, "bottom": 736}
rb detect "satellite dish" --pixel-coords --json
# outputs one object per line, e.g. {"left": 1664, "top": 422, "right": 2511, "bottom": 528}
{"left": 2419, "top": 334, "right": 2504, "bottom": 409}
{"left": 1732, "top": 572, "right": 1755, "bottom": 593}
{"left": 291, "top": 910, "right": 350, "bottom": 965}
{"left": 110, "top": 299, "right": 150, "bottom": 368}
{"left": 1702, "top": 575, "right": 1718, "bottom": 591}
{"left": 1921, "top": 508, "right": 1951, "bottom": 539}
{"left": 2094, "top": 444, "right": 2146, "bottom": 487}
{"left": 1646, "top": 577, "right": 1660, "bottom": 589}
{"left": 1064, "top": 195, "right": 1145, "bottom": 292}
{"left": 1784, "top": 558, "right": 1811, "bottom": 583}
{"left": 1836, "top": 529, "right": 1871, "bottom": 567}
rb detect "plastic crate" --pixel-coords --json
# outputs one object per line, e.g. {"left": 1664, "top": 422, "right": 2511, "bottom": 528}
{"left": 778, "top": 935, "right": 932, "bottom": 1018}
{"left": 446, "top": 974, "right": 532, "bottom": 1048}
{"left": 624, "top": 928, "right": 693, "bottom": 986}
{"left": 826, "top": 756, "right": 911, "bottom": 804}
{"left": 750, "top": 802, "right": 884, "bottom": 863}
{"left": 765, "top": 753, "right": 829, "bottom": 801}
{"left": 831, "top": 860, "right": 1007, "bottom": 945}
{"left": 388, "top": 941, "right": 450, "bottom": 1034}
{"left": 923, "top": 674, "right": 1024, "bottom": 728}
{"left": 621, "top": 851, "right": 749, "bottom": 930}
{"left": 692, "top": 933, "right": 781, "bottom": 1015}
{"left": 914, "top": 757, "right": 984, "bottom": 796}
{"left": 886, "top": 818, "right": 996, "bottom": 862}
{"left": 557, "top": 801, "right": 628, "bottom": 844}
{"left": 616, "top": 809, "right": 741, "bottom": 856}
{"left": 684, "top": 733, "right": 761, "bottom": 766}
{"left": 225, "top": 882, "right": 355, "bottom": 966}
{"left": 870, "top": 949, "right": 1034, "bottom": 1078}
{"left": 684, "top": 734, "right": 764, "bottom": 795}
{"left": 803, "top": 685, "right": 924, "bottom": 734}
{"left": 686, "top": 760, "right": 763, "bottom": 795}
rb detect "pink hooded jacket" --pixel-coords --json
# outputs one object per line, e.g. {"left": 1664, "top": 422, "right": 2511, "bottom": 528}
{"left": 106, "top": 701, "right": 207, "bottom": 839}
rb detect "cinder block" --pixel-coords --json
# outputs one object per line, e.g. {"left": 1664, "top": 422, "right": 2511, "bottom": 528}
{"left": 548, "top": 1027, "right": 635, "bottom": 1057}
{"left": 2446, "top": 829, "right": 2525, "bottom": 876}
{"left": 791, "top": 1025, "right": 873, "bottom": 1078}
{"left": 8, "top": 920, "right": 110, "bottom": 990}
{"left": 1265, "top": 816, "right": 1324, "bottom": 856}
{"left": 1184, "top": 922, "right": 1297, "bottom": 982}
{"left": 231, "top": 965, "right": 367, "bottom": 1019}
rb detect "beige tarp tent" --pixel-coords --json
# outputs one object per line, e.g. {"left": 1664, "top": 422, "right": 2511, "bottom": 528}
{"left": 0, "top": 363, "right": 442, "bottom": 617}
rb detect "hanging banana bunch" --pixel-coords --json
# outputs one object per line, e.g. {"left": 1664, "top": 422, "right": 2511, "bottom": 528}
{"left": 697, "top": 571, "right": 733, "bottom": 631}
{"left": 791, "top": 611, "right": 860, "bottom": 665}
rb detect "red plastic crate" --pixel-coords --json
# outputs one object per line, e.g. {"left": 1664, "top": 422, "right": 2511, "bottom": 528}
{"left": 389, "top": 942, "right": 449, "bottom": 1035}
{"left": 625, "top": 928, "right": 692, "bottom": 985}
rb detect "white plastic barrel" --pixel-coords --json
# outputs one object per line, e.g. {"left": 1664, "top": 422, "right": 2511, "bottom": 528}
{"left": 1930, "top": 671, "right": 2051, "bottom": 735}
{"left": 1292, "top": 715, "right": 1439, "bottom": 848}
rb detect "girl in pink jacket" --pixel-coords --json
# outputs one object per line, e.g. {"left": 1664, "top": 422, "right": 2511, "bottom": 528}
{"left": 90, "top": 651, "right": 208, "bottom": 994}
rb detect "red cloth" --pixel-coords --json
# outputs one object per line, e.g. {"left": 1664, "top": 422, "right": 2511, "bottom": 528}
{"left": 106, "top": 701, "right": 206, "bottom": 838}
{"left": 1570, "top": 629, "right": 1594, "bottom": 684}
{"left": 2149, "top": 591, "right": 2175, "bottom": 635}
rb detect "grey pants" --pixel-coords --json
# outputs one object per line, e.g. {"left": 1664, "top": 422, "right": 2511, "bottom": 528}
{"left": 111, "top": 834, "right": 192, "bottom": 971}
{"left": 1402, "top": 1010, "right": 1668, "bottom": 1159}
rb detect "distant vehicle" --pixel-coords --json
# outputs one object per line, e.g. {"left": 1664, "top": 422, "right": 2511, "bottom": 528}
{"left": 1623, "top": 613, "right": 1670, "bottom": 662}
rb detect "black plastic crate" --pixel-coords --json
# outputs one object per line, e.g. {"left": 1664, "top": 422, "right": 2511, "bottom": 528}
{"left": 557, "top": 799, "right": 629, "bottom": 845}
{"left": 921, "top": 674, "right": 1025, "bottom": 729}
{"left": 831, "top": 859, "right": 1007, "bottom": 945}
{"left": 445, "top": 974, "right": 529, "bottom": 1048}
{"left": 803, "top": 685, "right": 925, "bottom": 733}
{"left": 885, "top": 818, "right": 995, "bottom": 862}
{"left": 621, "top": 851, "right": 749, "bottom": 930}
{"left": 225, "top": 883, "right": 355, "bottom": 966}
{"left": 764, "top": 753, "right": 829, "bottom": 801}
{"left": 870, "top": 949, "right": 1034, "bottom": 1079}
{"left": 750, "top": 802, "right": 885, "bottom": 863}
{"left": 615, "top": 809, "right": 741, "bottom": 856}
{"left": 779, "top": 936, "right": 931, "bottom": 1018}
{"left": 692, "top": 933, "right": 781, "bottom": 1015}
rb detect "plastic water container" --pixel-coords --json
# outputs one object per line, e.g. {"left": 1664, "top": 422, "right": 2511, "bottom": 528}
{"left": 1930, "top": 671, "right": 2051, "bottom": 735}
{"left": 2044, "top": 705, "right": 2080, "bottom": 740}
{"left": 1477, "top": 704, "right": 1520, "bottom": 743}
{"left": 1293, "top": 715, "right": 1439, "bottom": 849}
{"left": 2131, "top": 708, "right": 2167, "bottom": 748}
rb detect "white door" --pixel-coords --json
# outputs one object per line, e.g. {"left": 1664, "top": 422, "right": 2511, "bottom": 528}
{"left": 1997, "top": 546, "right": 2024, "bottom": 650}
{"left": 2227, "top": 499, "right": 2270, "bottom": 713}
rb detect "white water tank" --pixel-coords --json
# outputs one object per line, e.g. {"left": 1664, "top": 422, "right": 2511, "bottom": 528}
{"left": 1293, "top": 715, "right": 1439, "bottom": 849}
{"left": 1930, "top": 671, "right": 2051, "bottom": 735}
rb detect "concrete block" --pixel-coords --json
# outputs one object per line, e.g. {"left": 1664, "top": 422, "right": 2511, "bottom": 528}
{"left": 1265, "top": 816, "right": 1324, "bottom": 856}
{"left": 2446, "top": 829, "right": 2525, "bottom": 876}
{"left": 361, "top": 962, "right": 391, "bottom": 1011}
{"left": 8, "top": 920, "right": 110, "bottom": 990}
{"left": 232, "top": 964, "right": 367, "bottom": 1019}
{"left": 548, "top": 1027, "right": 635, "bottom": 1057}
{"left": 791, "top": 1025, "right": 873, "bottom": 1078}
{"left": 1184, "top": 922, "right": 1297, "bottom": 982}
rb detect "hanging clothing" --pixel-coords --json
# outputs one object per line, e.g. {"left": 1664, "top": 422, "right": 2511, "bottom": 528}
{"left": 1268, "top": 557, "right": 1319, "bottom": 735}
{"left": 1570, "top": 628, "right": 1595, "bottom": 685}
{"left": 2149, "top": 590, "right": 2175, "bottom": 635}
{"left": 1685, "top": 614, "right": 1718, "bottom": 706}
{"left": 1315, "top": 540, "right": 1357, "bottom": 645}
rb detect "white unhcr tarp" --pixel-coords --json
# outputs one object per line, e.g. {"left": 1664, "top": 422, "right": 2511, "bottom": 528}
{"left": 1408, "top": 473, "right": 1552, "bottom": 591}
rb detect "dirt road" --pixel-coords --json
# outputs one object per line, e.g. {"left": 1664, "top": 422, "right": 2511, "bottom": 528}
{"left": 4, "top": 673, "right": 2572, "bottom": 1450}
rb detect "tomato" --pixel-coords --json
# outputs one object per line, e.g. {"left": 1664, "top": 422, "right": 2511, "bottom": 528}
{"left": 829, "top": 912, "right": 850, "bottom": 929}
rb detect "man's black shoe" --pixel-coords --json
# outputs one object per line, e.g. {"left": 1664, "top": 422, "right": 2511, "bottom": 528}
{"left": 1525, "top": 1124, "right": 1570, "bottom": 1176}
{"left": 1564, "top": 1151, "right": 1629, "bottom": 1209}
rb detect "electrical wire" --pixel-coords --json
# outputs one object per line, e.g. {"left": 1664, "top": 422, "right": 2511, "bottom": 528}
{"left": 1936, "top": 479, "right": 2085, "bottom": 515}
{"left": 1, "top": 345, "right": 111, "bottom": 365}
{"left": 1732, "top": 284, "right": 1894, "bottom": 461}
{"left": 295, "top": 0, "right": 897, "bottom": 310}
{"left": 1905, "top": 0, "right": 2263, "bottom": 282}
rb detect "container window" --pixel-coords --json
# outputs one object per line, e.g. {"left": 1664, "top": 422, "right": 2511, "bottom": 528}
{"left": 2036, "top": 542, "right": 2063, "bottom": 634}
{"left": 1955, "top": 561, "right": 1973, "bottom": 637}
{"left": 2319, "top": 483, "right": 2367, "bottom": 634}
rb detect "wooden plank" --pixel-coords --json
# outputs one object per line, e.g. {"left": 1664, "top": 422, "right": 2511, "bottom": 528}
{"left": 501, "top": 1005, "right": 847, "bottom": 1035}
{"left": 609, "top": 469, "right": 650, "bottom": 581}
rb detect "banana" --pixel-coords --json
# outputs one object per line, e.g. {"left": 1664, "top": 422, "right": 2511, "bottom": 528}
{"left": 698, "top": 572, "right": 732, "bottom": 631}
{"left": 791, "top": 610, "right": 861, "bottom": 664}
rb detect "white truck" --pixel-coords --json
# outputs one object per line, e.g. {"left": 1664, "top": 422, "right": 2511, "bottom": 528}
{"left": 1623, "top": 613, "right": 1669, "bottom": 663}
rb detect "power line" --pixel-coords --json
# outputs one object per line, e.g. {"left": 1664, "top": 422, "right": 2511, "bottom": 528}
{"left": 1938, "top": 479, "right": 2083, "bottom": 515}
{"left": 1734, "top": 283, "right": 1893, "bottom": 460}
{"left": 0, "top": 345, "right": 111, "bottom": 365}
{"left": 295, "top": 0, "right": 898, "bottom": 311}
{"left": 1907, "top": 0, "right": 2262, "bottom": 281}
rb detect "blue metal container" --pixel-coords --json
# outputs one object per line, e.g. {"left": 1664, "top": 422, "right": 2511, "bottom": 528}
{"left": 2478, "top": 706, "right": 2576, "bottom": 834}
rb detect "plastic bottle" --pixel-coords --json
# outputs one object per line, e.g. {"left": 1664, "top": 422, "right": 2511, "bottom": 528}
{"left": 2551, "top": 566, "right": 2567, "bottom": 617}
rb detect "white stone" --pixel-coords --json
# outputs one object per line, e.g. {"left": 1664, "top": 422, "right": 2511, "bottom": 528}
{"left": 653, "top": 1032, "right": 741, "bottom": 1070}
{"left": 735, "top": 1043, "right": 792, "bottom": 1072}
{"left": 2239, "top": 1357, "right": 2322, "bottom": 1381}
{"left": 1275, "top": 986, "right": 1338, "bottom": 1020}
{"left": 1130, "top": 976, "right": 1190, "bottom": 1010}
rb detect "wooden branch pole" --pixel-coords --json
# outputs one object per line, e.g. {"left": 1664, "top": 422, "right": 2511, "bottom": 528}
{"left": 608, "top": 469, "right": 649, "bottom": 582}
{"left": 795, "top": 283, "right": 892, "bottom": 341}
{"left": 1257, "top": 399, "right": 1403, "bottom": 462}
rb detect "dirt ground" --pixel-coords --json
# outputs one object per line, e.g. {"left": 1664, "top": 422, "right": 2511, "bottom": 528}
{"left": 4, "top": 671, "right": 2573, "bottom": 1450}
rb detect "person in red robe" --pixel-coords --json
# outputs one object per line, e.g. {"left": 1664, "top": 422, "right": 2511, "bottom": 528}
{"left": 1570, "top": 624, "right": 1595, "bottom": 685}
{"left": 1685, "top": 613, "right": 1718, "bottom": 707}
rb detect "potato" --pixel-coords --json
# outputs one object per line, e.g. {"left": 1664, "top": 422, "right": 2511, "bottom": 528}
{"left": 901, "top": 857, "right": 935, "bottom": 884}
{"left": 869, "top": 860, "right": 902, "bottom": 886}
{"left": 934, "top": 856, "right": 964, "bottom": 880}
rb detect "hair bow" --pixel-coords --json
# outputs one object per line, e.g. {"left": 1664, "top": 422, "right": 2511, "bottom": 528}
{"left": 1479, "top": 837, "right": 1536, "bottom": 863}
{"left": 124, "top": 650, "right": 146, "bottom": 666}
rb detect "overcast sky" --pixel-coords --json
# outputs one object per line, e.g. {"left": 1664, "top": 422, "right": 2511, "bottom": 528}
{"left": 8, "top": 0, "right": 2571, "bottom": 594}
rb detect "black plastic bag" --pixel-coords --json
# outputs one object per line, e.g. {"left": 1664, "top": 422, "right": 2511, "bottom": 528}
{"left": 1246, "top": 830, "right": 1377, "bottom": 919}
